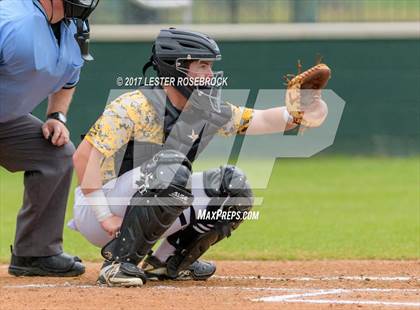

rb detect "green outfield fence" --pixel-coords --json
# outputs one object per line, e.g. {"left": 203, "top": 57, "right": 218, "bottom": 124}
{"left": 32, "top": 23, "right": 420, "bottom": 156}
{"left": 91, "top": 0, "right": 420, "bottom": 24}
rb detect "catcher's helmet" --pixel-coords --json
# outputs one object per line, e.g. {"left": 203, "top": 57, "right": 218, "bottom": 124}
{"left": 63, "top": 0, "right": 100, "bottom": 20}
{"left": 143, "top": 28, "right": 223, "bottom": 112}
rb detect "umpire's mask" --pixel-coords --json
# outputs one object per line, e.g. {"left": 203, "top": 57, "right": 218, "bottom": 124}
{"left": 64, "top": 0, "right": 100, "bottom": 20}
{"left": 64, "top": 0, "right": 100, "bottom": 61}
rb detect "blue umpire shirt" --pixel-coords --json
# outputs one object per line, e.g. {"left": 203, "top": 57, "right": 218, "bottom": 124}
{"left": 0, "top": 0, "right": 84, "bottom": 122}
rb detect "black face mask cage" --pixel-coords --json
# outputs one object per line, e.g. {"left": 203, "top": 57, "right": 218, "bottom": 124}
{"left": 176, "top": 58, "right": 224, "bottom": 113}
{"left": 192, "top": 73, "right": 223, "bottom": 113}
{"left": 64, "top": 0, "right": 99, "bottom": 61}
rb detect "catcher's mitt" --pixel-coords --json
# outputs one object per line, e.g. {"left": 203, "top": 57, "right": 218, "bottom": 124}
{"left": 284, "top": 61, "right": 331, "bottom": 127}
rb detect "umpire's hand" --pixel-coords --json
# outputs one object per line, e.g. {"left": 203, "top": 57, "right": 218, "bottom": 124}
{"left": 42, "top": 119, "right": 70, "bottom": 146}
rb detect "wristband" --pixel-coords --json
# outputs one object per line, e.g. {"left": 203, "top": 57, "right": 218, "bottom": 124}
{"left": 84, "top": 190, "right": 112, "bottom": 222}
{"left": 282, "top": 108, "right": 293, "bottom": 124}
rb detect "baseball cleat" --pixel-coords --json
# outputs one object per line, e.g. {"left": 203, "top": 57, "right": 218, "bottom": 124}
{"left": 142, "top": 255, "right": 216, "bottom": 281}
{"left": 142, "top": 255, "right": 168, "bottom": 280}
{"left": 97, "top": 262, "right": 147, "bottom": 287}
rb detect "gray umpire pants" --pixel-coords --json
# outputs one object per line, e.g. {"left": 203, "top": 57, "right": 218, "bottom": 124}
{"left": 0, "top": 114, "right": 75, "bottom": 257}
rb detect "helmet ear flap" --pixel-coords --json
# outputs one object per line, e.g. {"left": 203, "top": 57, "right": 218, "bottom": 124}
{"left": 151, "top": 53, "right": 158, "bottom": 71}
{"left": 151, "top": 44, "right": 156, "bottom": 68}
{"left": 142, "top": 58, "right": 154, "bottom": 76}
{"left": 142, "top": 45, "right": 159, "bottom": 76}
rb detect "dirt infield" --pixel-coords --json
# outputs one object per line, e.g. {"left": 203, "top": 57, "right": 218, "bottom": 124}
{"left": 1, "top": 260, "right": 419, "bottom": 310}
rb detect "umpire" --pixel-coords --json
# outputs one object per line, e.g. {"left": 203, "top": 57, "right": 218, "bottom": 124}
{"left": 0, "top": 0, "right": 99, "bottom": 276}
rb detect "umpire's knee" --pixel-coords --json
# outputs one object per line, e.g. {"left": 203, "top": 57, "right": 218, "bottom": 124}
{"left": 48, "top": 141, "right": 75, "bottom": 175}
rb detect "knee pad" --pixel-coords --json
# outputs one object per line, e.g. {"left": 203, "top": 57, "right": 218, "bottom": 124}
{"left": 165, "top": 165, "right": 254, "bottom": 277}
{"left": 142, "top": 149, "right": 192, "bottom": 190}
{"left": 203, "top": 165, "right": 253, "bottom": 228}
{"left": 101, "top": 150, "right": 193, "bottom": 264}
{"left": 204, "top": 165, "right": 251, "bottom": 197}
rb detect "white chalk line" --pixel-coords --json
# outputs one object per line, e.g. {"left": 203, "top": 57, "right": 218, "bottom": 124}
{"left": 251, "top": 289, "right": 342, "bottom": 302}
{"left": 261, "top": 298, "right": 420, "bottom": 307}
{"left": 2, "top": 283, "right": 308, "bottom": 290}
{"left": 5, "top": 283, "right": 420, "bottom": 307}
{"left": 214, "top": 275, "right": 420, "bottom": 282}
{"left": 253, "top": 288, "right": 420, "bottom": 307}
{"left": 3, "top": 283, "right": 97, "bottom": 289}
{"left": 253, "top": 289, "right": 344, "bottom": 301}
{"left": 3, "top": 283, "right": 420, "bottom": 294}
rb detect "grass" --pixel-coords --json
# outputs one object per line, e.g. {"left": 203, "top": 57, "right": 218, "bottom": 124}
{"left": 0, "top": 156, "right": 419, "bottom": 262}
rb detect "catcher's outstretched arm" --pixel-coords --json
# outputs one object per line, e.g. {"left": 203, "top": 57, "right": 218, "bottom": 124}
{"left": 246, "top": 107, "right": 297, "bottom": 135}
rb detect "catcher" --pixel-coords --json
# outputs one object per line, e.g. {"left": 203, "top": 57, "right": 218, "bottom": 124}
{"left": 70, "top": 28, "right": 330, "bottom": 287}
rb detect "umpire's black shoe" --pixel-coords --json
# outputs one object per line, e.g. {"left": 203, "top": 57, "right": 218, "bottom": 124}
{"left": 8, "top": 252, "right": 85, "bottom": 277}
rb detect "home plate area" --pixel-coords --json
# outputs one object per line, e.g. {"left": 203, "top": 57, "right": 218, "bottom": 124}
{"left": 1, "top": 261, "right": 419, "bottom": 309}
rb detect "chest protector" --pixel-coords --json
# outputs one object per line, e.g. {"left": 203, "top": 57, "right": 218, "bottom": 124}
{"left": 116, "top": 87, "right": 232, "bottom": 176}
